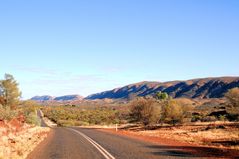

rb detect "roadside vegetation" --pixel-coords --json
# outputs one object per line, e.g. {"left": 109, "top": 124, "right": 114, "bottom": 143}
{"left": 129, "top": 90, "right": 239, "bottom": 126}
{"left": 125, "top": 89, "right": 239, "bottom": 150}
{"left": 0, "top": 73, "right": 50, "bottom": 159}
{"left": 42, "top": 106, "right": 128, "bottom": 126}
{"left": 41, "top": 89, "right": 239, "bottom": 128}
{"left": 1, "top": 73, "right": 237, "bottom": 151}
{"left": 0, "top": 74, "right": 41, "bottom": 125}
{"left": 39, "top": 88, "right": 239, "bottom": 150}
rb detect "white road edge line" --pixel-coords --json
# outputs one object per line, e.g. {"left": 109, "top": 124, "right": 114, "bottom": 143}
{"left": 68, "top": 128, "right": 116, "bottom": 159}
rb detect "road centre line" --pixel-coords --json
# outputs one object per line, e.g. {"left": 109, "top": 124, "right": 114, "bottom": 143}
{"left": 68, "top": 128, "right": 116, "bottom": 159}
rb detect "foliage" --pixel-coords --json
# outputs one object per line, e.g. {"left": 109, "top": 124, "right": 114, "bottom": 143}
{"left": 224, "top": 88, "right": 239, "bottom": 121}
{"left": 0, "top": 74, "right": 21, "bottom": 109}
{"left": 129, "top": 97, "right": 194, "bottom": 126}
{"left": 17, "top": 104, "right": 40, "bottom": 125}
{"left": 154, "top": 91, "right": 169, "bottom": 100}
{"left": 20, "top": 100, "right": 40, "bottom": 107}
{"left": 160, "top": 99, "right": 192, "bottom": 125}
{"left": 0, "top": 96, "right": 5, "bottom": 107}
{"left": 0, "top": 73, "right": 41, "bottom": 126}
{"left": 225, "top": 88, "right": 239, "bottom": 109}
{"left": 42, "top": 106, "right": 123, "bottom": 126}
{"left": 191, "top": 114, "right": 201, "bottom": 122}
{"left": 129, "top": 98, "right": 160, "bottom": 125}
{"left": 0, "top": 107, "right": 18, "bottom": 121}
{"left": 0, "top": 101, "right": 40, "bottom": 125}
{"left": 25, "top": 111, "right": 40, "bottom": 126}
{"left": 201, "top": 116, "right": 217, "bottom": 122}
{"left": 219, "top": 115, "right": 227, "bottom": 121}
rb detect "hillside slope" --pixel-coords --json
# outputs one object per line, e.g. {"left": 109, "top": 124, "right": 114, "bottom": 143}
{"left": 86, "top": 77, "right": 239, "bottom": 100}
{"left": 31, "top": 95, "right": 83, "bottom": 101}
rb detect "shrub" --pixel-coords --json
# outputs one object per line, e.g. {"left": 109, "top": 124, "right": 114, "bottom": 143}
{"left": 227, "top": 113, "right": 239, "bottom": 121}
{"left": 225, "top": 88, "right": 239, "bottom": 120}
{"left": 160, "top": 99, "right": 192, "bottom": 125}
{"left": 0, "top": 108, "right": 17, "bottom": 121}
{"left": 42, "top": 106, "right": 123, "bottom": 126}
{"left": 25, "top": 112, "right": 40, "bottom": 126}
{"left": 154, "top": 91, "right": 169, "bottom": 100}
{"left": 191, "top": 114, "right": 202, "bottom": 122}
{"left": 219, "top": 115, "right": 227, "bottom": 121}
{"left": 129, "top": 98, "right": 160, "bottom": 126}
{"left": 201, "top": 116, "right": 217, "bottom": 122}
{"left": 225, "top": 88, "right": 239, "bottom": 108}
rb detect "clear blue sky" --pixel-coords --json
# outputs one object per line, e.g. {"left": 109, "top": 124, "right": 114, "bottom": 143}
{"left": 0, "top": 0, "right": 239, "bottom": 99}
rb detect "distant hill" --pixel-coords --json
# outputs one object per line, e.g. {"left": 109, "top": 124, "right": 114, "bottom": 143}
{"left": 31, "top": 95, "right": 83, "bottom": 101}
{"left": 31, "top": 95, "right": 54, "bottom": 101}
{"left": 54, "top": 95, "right": 83, "bottom": 101}
{"left": 85, "top": 77, "right": 239, "bottom": 100}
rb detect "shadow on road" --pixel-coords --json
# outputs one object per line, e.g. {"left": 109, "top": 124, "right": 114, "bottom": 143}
{"left": 145, "top": 145, "right": 239, "bottom": 158}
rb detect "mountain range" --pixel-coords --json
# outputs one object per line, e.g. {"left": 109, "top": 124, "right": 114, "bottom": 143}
{"left": 31, "top": 95, "right": 83, "bottom": 101}
{"left": 85, "top": 77, "right": 239, "bottom": 100}
{"left": 31, "top": 77, "right": 239, "bottom": 101}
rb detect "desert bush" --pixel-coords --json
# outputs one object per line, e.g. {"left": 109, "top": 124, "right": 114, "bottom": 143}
{"left": 25, "top": 112, "right": 40, "bottom": 126}
{"left": 20, "top": 100, "right": 40, "bottom": 108}
{"left": 42, "top": 106, "right": 123, "bottom": 126}
{"left": 174, "top": 98, "right": 195, "bottom": 107}
{"left": 57, "top": 120, "right": 90, "bottom": 127}
{"left": 191, "top": 114, "right": 202, "bottom": 122}
{"left": 20, "top": 105, "right": 42, "bottom": 125}
{"left": 225, "top": 88, "right": 239, "bottom": 108}
{"left": 201, "top": 116, "right": 217, "bottom": 122}
{"left": 160, "top": 99, "right": 192, "bottom": 125}
{"left": 0, "top": 96, "right": 5, "bottom": 107}
{"left": 21, "top": 106, "right": 37, "bottom": 116}
{"left": 219, "top": 115, "right": 227, "bottom": 121}
{"left": 129, "top": 98, "right": 160, "bottom": 126}
{"left": 57, "top": 120, "right": 76, "bottom": 127}
{"left": 0, "top": 108, "right": 17, "bottom": 121}
{"left": 225, "top": 88, "right": 239, "bottom": 120}
{"left": 0, "top": 104, "right": 41, "bottom": 126}
{"left": 227, "top": 113, "right": 239, "bottom": 121}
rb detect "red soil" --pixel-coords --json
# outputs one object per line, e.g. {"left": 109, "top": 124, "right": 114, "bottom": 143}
{"left": 0, "top": 120, "right": 7, "bottom": 128}
{"left": 99, "top": 128, "right": 239, "bottom": 159}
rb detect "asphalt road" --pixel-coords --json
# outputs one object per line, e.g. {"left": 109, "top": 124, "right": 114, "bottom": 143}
{"left": 28, "top": 110, "right": 223, "bottom": 159}
{"left": 27, "top": 127, "right": 212, "bottom": 159}
{"left": 37, "top": 110, "right": 48, "bottom": 127}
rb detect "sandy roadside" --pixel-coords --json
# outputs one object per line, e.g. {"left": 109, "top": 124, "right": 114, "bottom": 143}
{"left": 0, "top": 119, "right": 50, "bottom": 159}
{"left": 98, "top": 128, "right": 239, "bottom": 159}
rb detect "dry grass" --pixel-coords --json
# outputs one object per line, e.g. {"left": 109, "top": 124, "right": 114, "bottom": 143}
{"left": 0, "top": 119, "right": 50, "bottom": 159}
{"left": 123, "top": 122, "right": 239, "bottom": 150}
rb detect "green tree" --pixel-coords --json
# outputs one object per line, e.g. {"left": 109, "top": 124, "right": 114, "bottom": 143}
{"left": 0, "top": 74, "right": 21, "bottom": 109}
{"left": 155, "top": 91, "right": 169, "bottom": 100}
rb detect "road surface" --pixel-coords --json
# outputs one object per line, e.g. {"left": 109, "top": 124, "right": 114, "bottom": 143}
{"left": 29, "top": 110, "right": 220, "bottom": 159}
{"left": 27, "top": 126, "right": 212, "bottom": 159}
{"left": 37, "top": 110, "right": 48, "bottom": 127}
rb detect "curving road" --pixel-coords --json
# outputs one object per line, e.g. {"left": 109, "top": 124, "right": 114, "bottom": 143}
{"left": 28, "top": 110, "right": 225, "bottom": 159}
{"left": 27, "top": 127, "right": 213, "bottom": 159}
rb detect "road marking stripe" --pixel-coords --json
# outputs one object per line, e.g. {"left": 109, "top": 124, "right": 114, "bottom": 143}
{"left": 82, "top": 133, "right": 115, "bottom": 159}
{"left": 68, "top": 128, "right": 115, "bottom": 159}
